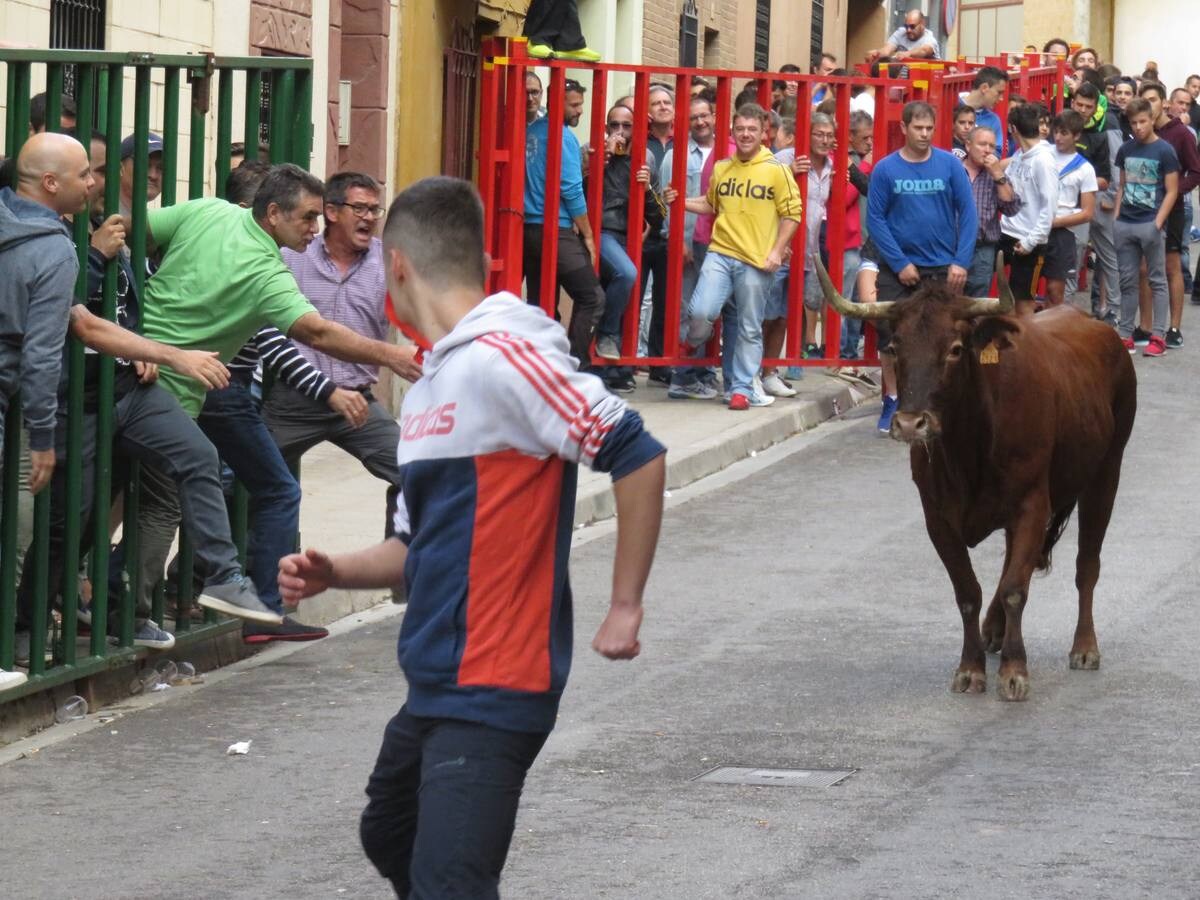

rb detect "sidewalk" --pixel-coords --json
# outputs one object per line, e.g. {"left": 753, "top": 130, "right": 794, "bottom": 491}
{"left": 292, "top": 370, "right": 880, "bottom": 625}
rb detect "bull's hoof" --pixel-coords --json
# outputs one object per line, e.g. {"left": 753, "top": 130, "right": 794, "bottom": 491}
{"left": 951, "top": 669, "right": 987, "bottom": 693}
{"left": 996, "top": 671, "right": 1030, "bottom": 701}
{"left": 1069, "top": 649, "right": 1101, "bottom": 670}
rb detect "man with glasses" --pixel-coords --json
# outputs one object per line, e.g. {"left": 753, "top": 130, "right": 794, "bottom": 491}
{"left": 265, "top": 171, "right": 411, "bottom": 566}
{"left": 525, "top": 72, "right": 545, "bottom": 125}
{"left": 866, "top": 10, "right": 942, "bottom": 63}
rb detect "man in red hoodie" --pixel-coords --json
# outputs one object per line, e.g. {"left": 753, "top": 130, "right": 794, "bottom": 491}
{"left": 1140, "top": 81, "right": 1200, "bottom": 347}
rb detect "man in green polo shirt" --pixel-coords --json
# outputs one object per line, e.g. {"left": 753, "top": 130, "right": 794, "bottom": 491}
{"left": 133, "top": 164, "right": 420, "bottom": 622}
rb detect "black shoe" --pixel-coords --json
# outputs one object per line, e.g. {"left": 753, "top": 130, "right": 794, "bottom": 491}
{"left": 243, "top": 616, "right": 329, "bottom": 644}
{"left": 1132, "top": 326, "right": 1152, "bottom": 347}
{"left": 1191, "top": 294, "right": 1200, "bottom": 306}
{"left": 1102, "top": 309, "right": 1118, "bottom": 328}
{"left": 803, "top": 343, "right": 822, "bottom": 359}
{"left": 609, "top": 375, "right": 636, "bottom": 394}
{"left": 646, "top": 369, "right": 671, "bottom": 386}
{"left": 1166, "top": 328, "right": 1184, "bottom": 349}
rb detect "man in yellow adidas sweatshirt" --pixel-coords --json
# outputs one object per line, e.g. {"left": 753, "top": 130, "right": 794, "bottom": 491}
{"left": 676, "top": 103, "right": 802, "bottom": 410}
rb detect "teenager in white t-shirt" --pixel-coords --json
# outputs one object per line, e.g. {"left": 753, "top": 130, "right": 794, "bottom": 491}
{"left": 1046, "top": 110, "right": 1098, "bottom": 307}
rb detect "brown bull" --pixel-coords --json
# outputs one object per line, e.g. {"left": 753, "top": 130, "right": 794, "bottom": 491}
{"left": 817, "top": 258, "right": 1137, "bottom": 701}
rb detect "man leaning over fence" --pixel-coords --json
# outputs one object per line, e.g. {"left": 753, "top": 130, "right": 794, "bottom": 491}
{"left": 266, "top": 172, "right": 408, "bottom": 572}
{"left": 522, "top": 77, "right": 605, "bottom": 364}
{"left": 2, "top": 132, "right": 247, "bottom": 664}
{"left": 129, "top": 164, "right": 421, "bottom": 627}
{"left": 669, "top": 103, "right": 802, "bottom": 411}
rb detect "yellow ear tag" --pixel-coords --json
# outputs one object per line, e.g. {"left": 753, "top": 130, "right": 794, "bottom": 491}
{"left": 979, "top": 341, "right": 1000, "bottom": 365}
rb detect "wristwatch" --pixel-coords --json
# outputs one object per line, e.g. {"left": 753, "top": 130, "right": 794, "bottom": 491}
{"left": 993, "top": 175, "right": 1009, "bottom": 185}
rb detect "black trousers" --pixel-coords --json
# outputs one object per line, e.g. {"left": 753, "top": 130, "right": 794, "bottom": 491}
{"left": 998, "top": 234, "right": 1047, "bottom": 301}
{"left": 360, "top": 706, "right": 549, "bottom": 899}
{"left": 523, "top": 224, "right": 605, "bottom": 363}
{"left": 522, "top": 0, "right": 584, "bottom": 51}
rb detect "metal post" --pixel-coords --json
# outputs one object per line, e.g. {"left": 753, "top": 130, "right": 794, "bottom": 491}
{"left": 620, "top": 71, "right": 650, "bottom": 362}
{"left": 189, "top": 57, "right": 213, "bottom": 199}
{"left": 538, "top": 66, "right": 566, "bottom": 316}
{"left": 269, "top": 69, "right": 295, "bottom": 164}
{"left": 90, "top": 63, "right": 124, "bottom": 658}
{"left": 215, "top": 68, "right": 234, "bottom": 198}
{"left": 244, "top": 69, "right": 263, "bottom": 159}
{"left": 663, "top": 72, "right": 690, "bottom": 360}
{"left": 162, "top": 67, "right": 181, "bottom": 207}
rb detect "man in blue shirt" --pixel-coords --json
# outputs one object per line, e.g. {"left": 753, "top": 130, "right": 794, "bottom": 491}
{"left": 522, "top": 78, "right": 605, "bottom": 364}
{"left": 866, "top": 100, "right": 977, "bottom": 431}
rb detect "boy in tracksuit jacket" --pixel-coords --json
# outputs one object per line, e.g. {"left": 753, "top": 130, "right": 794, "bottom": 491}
{"left": 999, "top": 104, "right": 1060, "bottom": 314}
{"left": 279, "top": 176, "right": 667, "bottom": 899}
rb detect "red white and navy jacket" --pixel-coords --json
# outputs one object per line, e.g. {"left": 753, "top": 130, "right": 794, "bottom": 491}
{"left": 392, "top": 292, "right": 665, "bottom": 733}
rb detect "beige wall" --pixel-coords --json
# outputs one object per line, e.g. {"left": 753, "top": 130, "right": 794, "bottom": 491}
{"left": 847, "top": 0, "right": 888, "bottom": 70}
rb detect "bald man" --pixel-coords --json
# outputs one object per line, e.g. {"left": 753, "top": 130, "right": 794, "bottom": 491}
{"left": 0, "top": 132, "right": 92, "bottom": 494}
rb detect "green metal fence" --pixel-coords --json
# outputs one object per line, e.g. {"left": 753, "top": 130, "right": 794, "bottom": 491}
{"left": 0, "top": 50, "right": 313, "bottom": 701}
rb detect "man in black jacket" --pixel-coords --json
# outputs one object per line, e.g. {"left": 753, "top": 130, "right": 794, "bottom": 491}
{"left": 594, "top": 103, "right": 663, "bottom": 392}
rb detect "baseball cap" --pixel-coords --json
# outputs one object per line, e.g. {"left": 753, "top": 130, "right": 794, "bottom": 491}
{"left": 120, "top": 132, "right": 164, "bottom": 160}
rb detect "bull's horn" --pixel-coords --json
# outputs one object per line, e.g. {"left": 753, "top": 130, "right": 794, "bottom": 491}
{"left": 958, "top": 251, "right": 1016, "bottom": 318}
{"left": 814, "top": 255, "right": 896, "bottom": 320}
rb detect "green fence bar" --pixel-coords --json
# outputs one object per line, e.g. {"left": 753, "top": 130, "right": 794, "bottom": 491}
{"left": 215, "top": 68, "right": 234, "bottom": 197}
{"left": 45, "top": 63, "right": 64, "bottom": 131}
{"left": 291, "top": 68, "right": 313, "bottom": 166}
{"left": 0, "top": 407, "right": 20, "bottom": 670}
{"left": 161, "top": 67, "right": 181, "bottom": 207}
{"left": 188, "top": 61, "right": 211, "bottom": 198}
{"left": 60, "top": 62, "right": 98, "bottom": 668}
{"left": 175, "top": 528, "right": 193, "bottom": 634}
{"left": 268, "top": 69, "right": 295, "bottom": 164}
{"left": 244, "top": 69, "right": 263, "bottom": 159}
{"left": 26, "top": 493, "right": 50, "bottom": 676}
{"left": 89, "top": 63, "right": 125, "bottom": 659}
{"left": 8, "top": 62, "right": 33, "bottom": 158}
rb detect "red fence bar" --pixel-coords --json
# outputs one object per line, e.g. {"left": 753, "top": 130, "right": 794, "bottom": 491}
{"left": 783, "top": 75, "right": 812, "bottom": 363}
{"left": 585, "top": 68, "right": 607, "bottom": 276}
{"left": 662, "top": 71, "right": 690, "bottom": 359}
{"left": 621, "top": 71, "right": 651, "bottom": 359}
{"left": 538, "top": 65, "right": 566, "bottom": 316}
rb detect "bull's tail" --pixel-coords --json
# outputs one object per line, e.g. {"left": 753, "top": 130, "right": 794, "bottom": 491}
{"left": 1037, "top": 503, "right": 1077, "bottom": 573}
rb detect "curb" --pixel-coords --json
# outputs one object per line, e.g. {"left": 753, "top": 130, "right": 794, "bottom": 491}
{"left": 573, "top": 375, "right": 878, "bottom": 526}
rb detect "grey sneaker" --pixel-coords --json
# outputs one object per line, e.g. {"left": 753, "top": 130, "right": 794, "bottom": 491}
{"left": 0, "top": 668, "right": 27, "bottom": 691}
{"left": 595, "top": 335, "right": 621, "bottom": 360}
{"left": 667, "top": 381, "right": 719, "bottom": 400}
{"left": 132, "top": 620, "right": 176, "bottom": 650}
{"left": 198, "top": 576, "right": 283, "bottom": 625}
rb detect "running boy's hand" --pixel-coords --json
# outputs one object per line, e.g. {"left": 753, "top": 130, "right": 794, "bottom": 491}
{"left": 279, "top": 548, "right": 335, "bottom": 603}
{"left": 592, "top": 601, "right": 643, "bottom": 659}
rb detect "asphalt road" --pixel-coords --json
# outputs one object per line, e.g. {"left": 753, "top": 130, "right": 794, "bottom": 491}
{"left": 3, "top": 312, "right": 1200, "bottom": 899}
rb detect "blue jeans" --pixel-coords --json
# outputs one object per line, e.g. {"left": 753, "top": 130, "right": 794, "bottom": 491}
{"left": 598, "top": 231, "right": 638, "bottom": 340}
{"left": 360, "top": 706, "right": 549, "bottom": 898}
{"left": 965, "top": 240, "right": 998, "bottom": 297}
{"left": 197, "top": 378, "right": 302, "bottom": 613}
{"left": 683, "top": 251, "right": 772, "bottom": 397}
{"left": 835, "top": 248, "right": 863, "bottom": 358}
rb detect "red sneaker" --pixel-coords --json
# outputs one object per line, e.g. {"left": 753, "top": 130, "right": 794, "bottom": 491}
{"left": 1121, "top": 336, "right": 1136, "bottom": 353}
{"left": 1143, "top": 335, "right": 1167, "bottom": 357}
{"left": 728, "top": 393, "right": 750, "bottom": 411}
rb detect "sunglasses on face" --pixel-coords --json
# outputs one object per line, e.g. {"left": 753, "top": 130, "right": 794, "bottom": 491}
{"left": 606, "top": 122, "right": 633, "bottom": 131}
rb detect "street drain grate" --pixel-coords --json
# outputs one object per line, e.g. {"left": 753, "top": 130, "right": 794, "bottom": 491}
{"left": 692, "top": 766, "right": 856, "bottom": 788}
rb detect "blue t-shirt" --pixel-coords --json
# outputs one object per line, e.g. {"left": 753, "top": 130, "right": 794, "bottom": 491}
{"left": 866, "top": 148, "right": 978, "bottom": 272}
{"left": 1115, "top": 138, "right": 1181, "bottom": 224}
{"left": 524, "top": 117, "right": 588, "bottom": 228}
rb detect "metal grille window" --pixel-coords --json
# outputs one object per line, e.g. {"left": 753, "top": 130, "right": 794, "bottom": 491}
{"left": 811, "top": 0, "right": 825, "bottom": 70}
{"left": 754, "top": 0, "right": 770, "bottom": 72}
{"left": 50, "top": 0, "right": 105, "bottom": 97}
{"left": 441, "top": 21, "right": 479, "bottom": 181}
{"left": 679, "top": 0, "right": 699, "bottom": 68}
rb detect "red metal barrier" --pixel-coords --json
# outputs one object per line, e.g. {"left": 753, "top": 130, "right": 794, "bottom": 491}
{"left": 477, "top": 39, "right": 1065, "bottom": 371}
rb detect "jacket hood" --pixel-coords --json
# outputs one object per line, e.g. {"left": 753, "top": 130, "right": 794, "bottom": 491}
{"left": 425, "top": 292, "right": 565, "bottom": 376}
{"left": 0, "top": 187, "right": 72, "bottom": 251}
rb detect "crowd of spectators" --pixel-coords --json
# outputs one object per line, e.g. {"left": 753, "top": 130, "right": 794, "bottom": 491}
{"left": 520, "top": 38, "right": 1200, "bottom": 426}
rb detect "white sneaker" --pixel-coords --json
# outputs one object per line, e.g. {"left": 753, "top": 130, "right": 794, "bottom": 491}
{"left": 760, "top": 372, "right": 797, "bottom": 397}
{"left": 595, "top": 335, "right": 621, "bottom": 360}
{"left": 0, "top": 668, "right": 28, "bottom": 691}
{"left": 748, "top": 389, "right": 776, "bottom": 407}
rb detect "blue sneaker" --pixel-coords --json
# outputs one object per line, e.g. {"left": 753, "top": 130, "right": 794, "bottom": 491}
{"left": 1190, "top": 226, "right": 1200, "bottom": 242}
{"left": 785, "top": 366, "right": 805, "bottom": 380}
{"left": 877, "top": 395, "right": 898, "bottom": 434}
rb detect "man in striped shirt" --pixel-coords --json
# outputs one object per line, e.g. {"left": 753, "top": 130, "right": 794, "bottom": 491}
{"left": 265, "top": 172, "right": 405, "bottom": 545}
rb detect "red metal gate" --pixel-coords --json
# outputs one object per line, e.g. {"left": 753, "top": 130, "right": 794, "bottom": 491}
{"left": 476, "top": 39, "right": 1066, "bottom": 370}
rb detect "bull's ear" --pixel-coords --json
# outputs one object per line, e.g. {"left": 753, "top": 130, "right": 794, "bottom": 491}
{"left": 969, "top": 318, "right": 1020, "bottom": 358}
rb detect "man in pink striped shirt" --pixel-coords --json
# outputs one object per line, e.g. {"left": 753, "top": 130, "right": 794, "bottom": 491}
{"left": 265, "top": 171, "right": 405, "bottom": 544}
